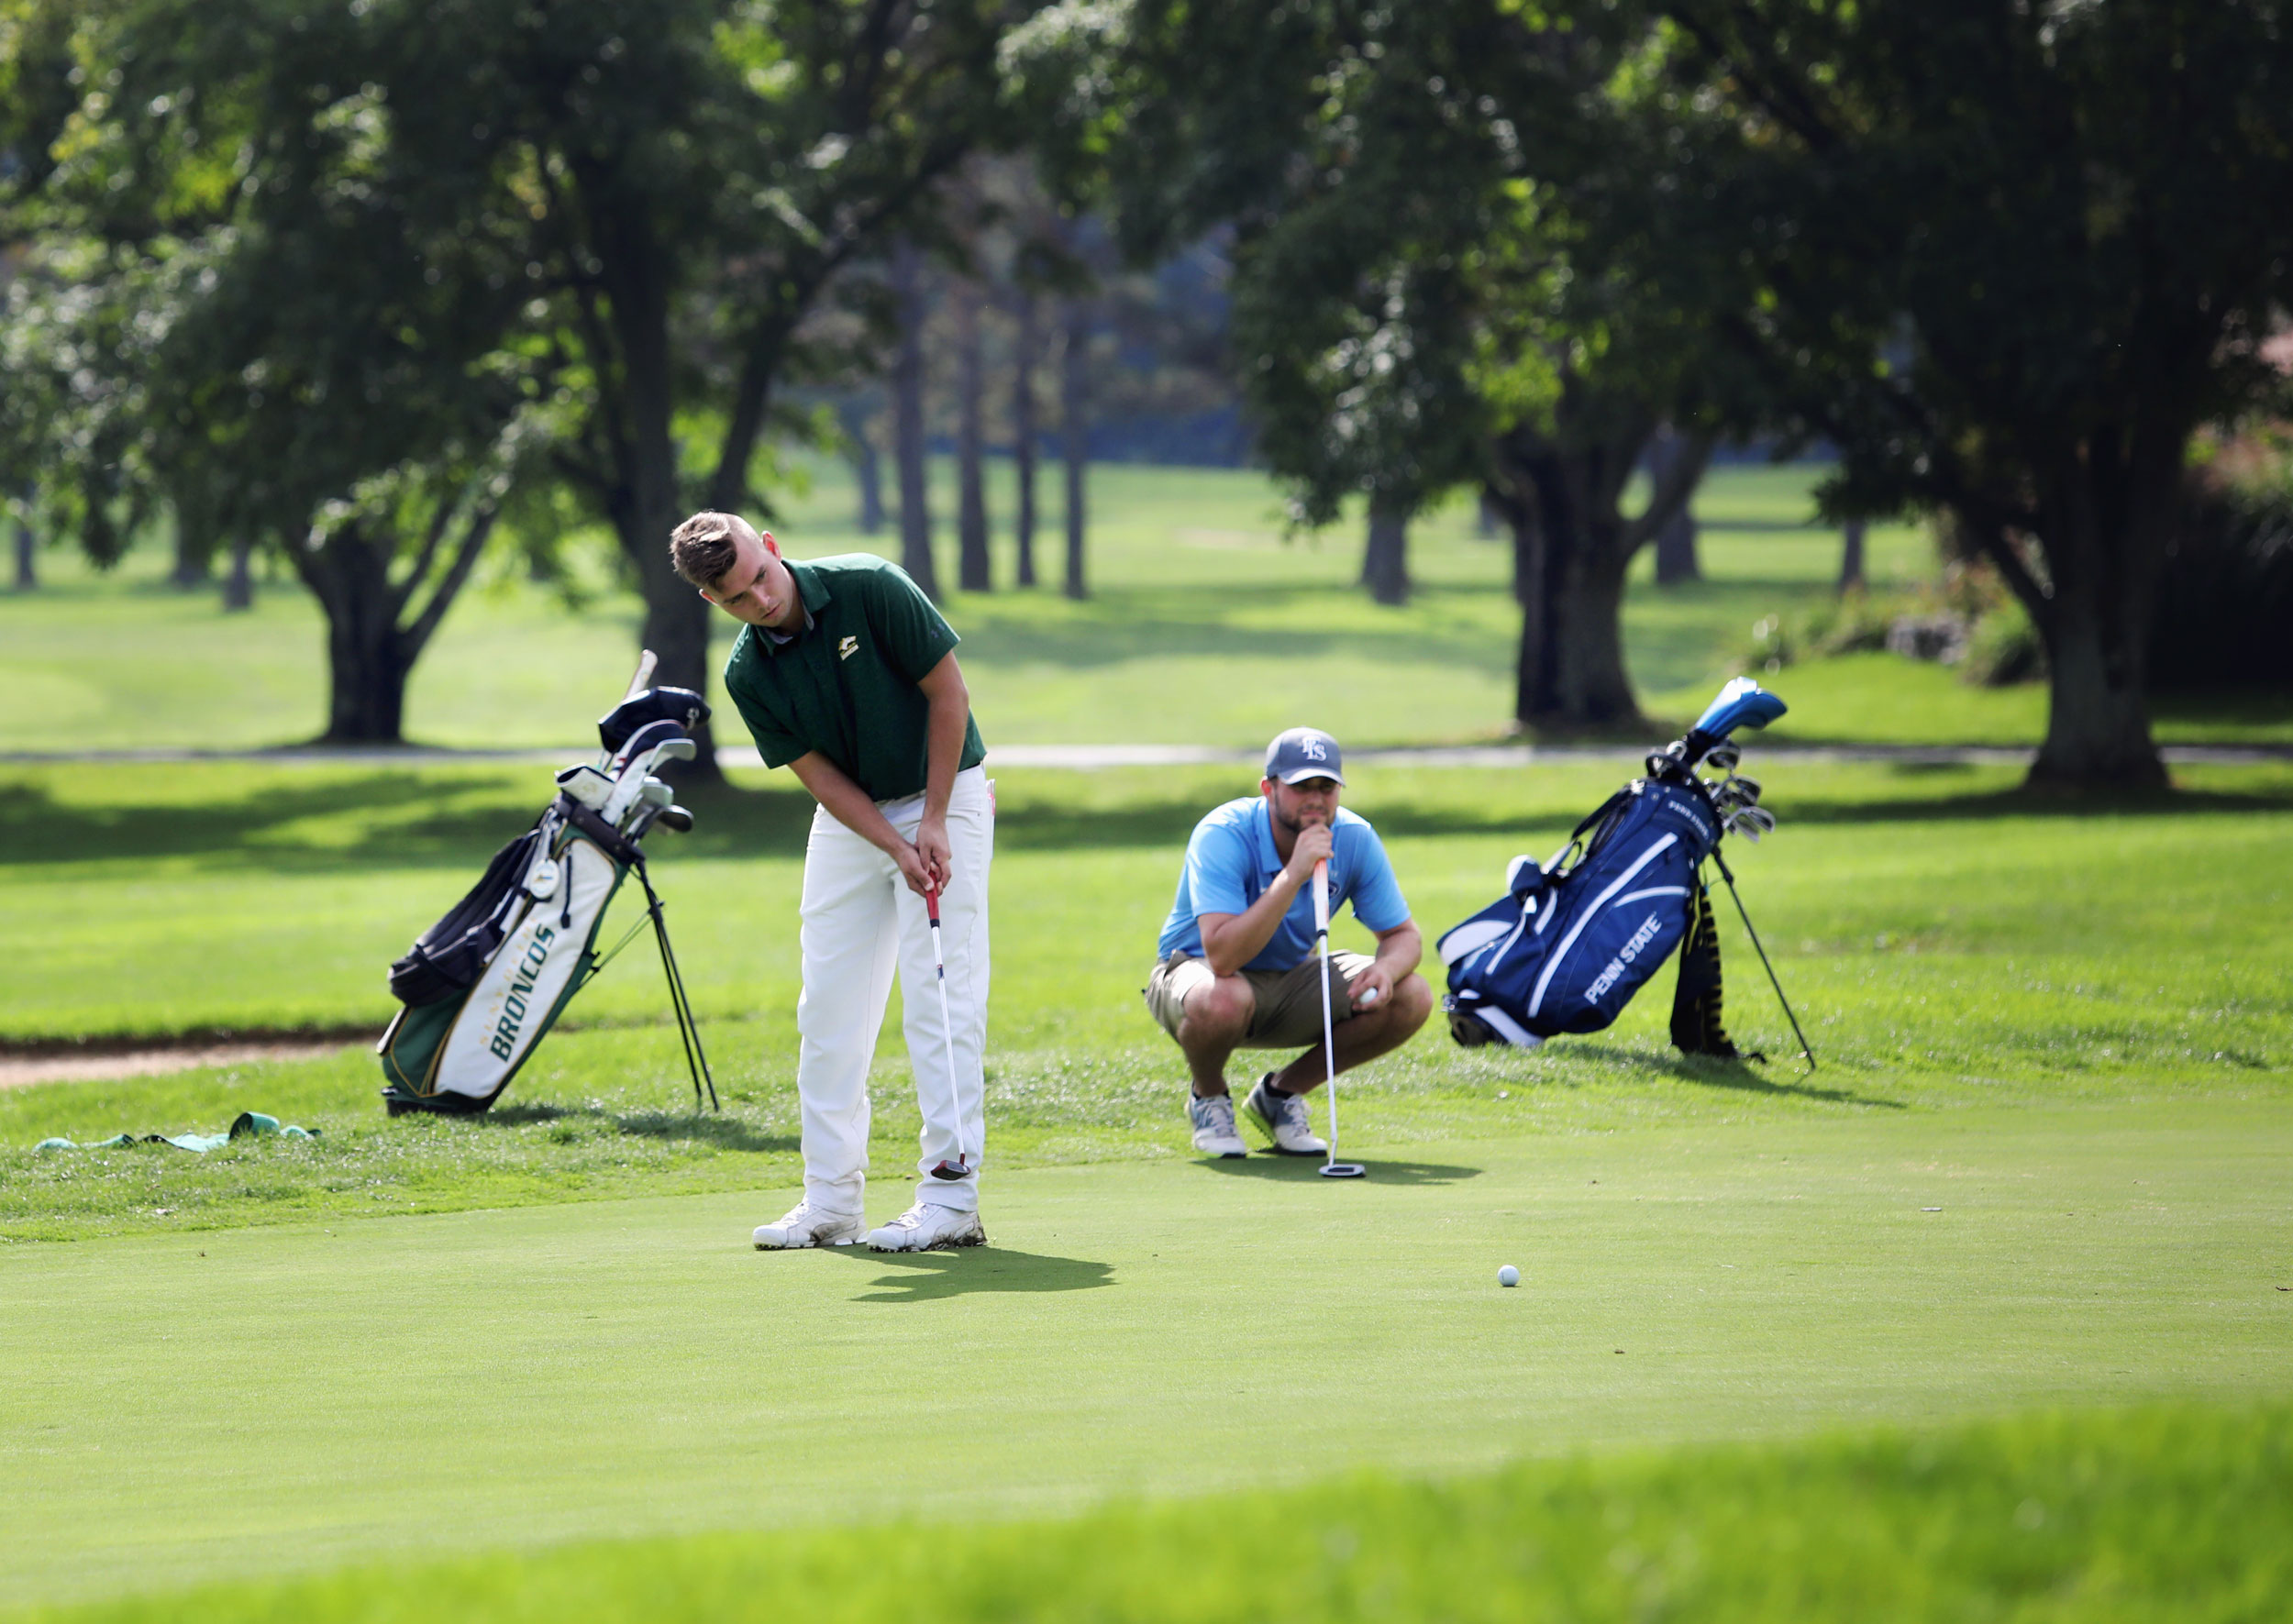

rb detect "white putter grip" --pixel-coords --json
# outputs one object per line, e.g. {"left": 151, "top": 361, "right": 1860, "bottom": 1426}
{"left": 1313, "top": 860, "right": 1330, "bottom": 935}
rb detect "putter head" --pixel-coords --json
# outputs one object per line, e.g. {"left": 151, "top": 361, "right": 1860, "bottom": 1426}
{"left": 927, "top": 1158, "right": 969, "bottom": 1181}
{"left": 1319, "top": 1161, "right": 1367, "bottom": 1178}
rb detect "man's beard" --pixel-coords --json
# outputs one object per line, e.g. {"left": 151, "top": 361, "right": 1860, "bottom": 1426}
{"left": 1271, "top": 801, "right": 1327, "bottom": 836}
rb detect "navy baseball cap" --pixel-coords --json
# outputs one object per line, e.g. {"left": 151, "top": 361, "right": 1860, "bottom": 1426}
{"left": 1265, "top": 727, "right": 1346, "bottom": 786}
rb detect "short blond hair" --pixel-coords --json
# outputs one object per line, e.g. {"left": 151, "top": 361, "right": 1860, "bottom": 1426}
{"left": 669, "top": 510, "right": 749, "bottom": 589}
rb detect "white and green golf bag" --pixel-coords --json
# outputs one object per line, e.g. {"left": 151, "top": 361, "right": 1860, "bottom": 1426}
{"left": 378, "top": 681, "right": 716, "bottom": 1116}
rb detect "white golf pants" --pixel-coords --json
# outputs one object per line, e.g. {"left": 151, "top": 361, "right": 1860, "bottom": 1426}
{"left": 795, "top": 766, "right": 992, "bottom": 1216}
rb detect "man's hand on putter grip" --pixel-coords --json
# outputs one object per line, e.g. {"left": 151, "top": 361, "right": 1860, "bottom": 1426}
{"left": 915, "top": 815, "right": 953, "bottom": 892}
{"left": 1282, "top": 823, "right": 1335, "bottom": 887}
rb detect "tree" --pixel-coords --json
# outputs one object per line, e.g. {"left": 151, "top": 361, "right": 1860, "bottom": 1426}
{"left": 1088, "top": 0, "right": 1736, "bottom": 728}
{"left": 891, "top": 236, "right": 941, "bottom": 598}
{"left": 22, "top": 0, "right": 550, "bottom": 741}
{"left": 461, "top": 0, "right": 1044, "bottom": 770}
{"left": 1650, "top": 0, "right": 2293, "bottom": 786}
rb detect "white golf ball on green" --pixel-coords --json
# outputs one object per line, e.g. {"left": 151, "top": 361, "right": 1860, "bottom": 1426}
{"left": 1497, "top": 1264, "right": 1520, "bottom": 1287}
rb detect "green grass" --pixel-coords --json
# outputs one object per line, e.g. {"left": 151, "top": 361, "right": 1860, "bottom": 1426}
{"left": 17, "top": 1402, "right": 2291, "bottom": 1624}
{"left": 8, "top": 458, "right": 2278, "bottom": 752}
{"left": 3, "top": 759, "right": 2288, "bottom": 1240}
{"left": 4, "top": 1109, "right": 2289, "bottom": 1609}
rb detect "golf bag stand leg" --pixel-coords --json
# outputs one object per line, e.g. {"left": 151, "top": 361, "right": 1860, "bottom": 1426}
{"left": 637, "top": 864, "right": 719, "bottom": 1110}
{"left": 1709, "top": 849, "right": 1816, "bottom": 1074}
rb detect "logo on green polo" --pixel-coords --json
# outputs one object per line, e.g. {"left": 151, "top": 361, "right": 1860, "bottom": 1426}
{"left": 838, "top": 635, "right": 858, "bottom": 660}
{"left": 488, "top": 924, "right": 558, "bottom": 1060}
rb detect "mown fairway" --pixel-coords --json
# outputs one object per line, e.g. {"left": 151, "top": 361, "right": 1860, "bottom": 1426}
{"left": 6, "top": 1104, "right": 2289, "bottom": 1609}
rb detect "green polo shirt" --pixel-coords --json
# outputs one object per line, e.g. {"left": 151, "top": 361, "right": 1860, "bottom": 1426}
{"left": 723, "top": 554, "right": 986, "bottom": 801}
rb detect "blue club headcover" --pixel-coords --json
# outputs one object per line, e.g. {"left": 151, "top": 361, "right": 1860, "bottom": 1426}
{"left": 1693, "top": 677, "right": 1788, "bottom": 741}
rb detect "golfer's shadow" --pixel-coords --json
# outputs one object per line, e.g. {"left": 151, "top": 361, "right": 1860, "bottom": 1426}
{"left": 1197, "top": 1156, "right": 1483, "bottom": 1187}
{"left": 831, "top": 1246, "right": 1114, "bottom": 1304}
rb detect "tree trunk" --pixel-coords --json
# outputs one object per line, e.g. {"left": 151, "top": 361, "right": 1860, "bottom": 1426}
{"left": 1496, "top": 421, "right": 1659, "bottom": 732}
{"left": 837, "top": 394, "right": 884, "bottom": 536}
{"left": 1646, "top": 425, "right": 1702, "bottom": 585}
{"left": 11, "top": 519, "right": 33, "bottom": 591}
{"left": 892, "top": 238, "right": 939, "bottom": 601}
{"left": 955, "top": 282, "right": 991, "bottom": 592}
{"left": 1013, "top": 291, "right": 1038, "bottom": 588}
{"left": 1060, "top": 298, "right": 1090, "bottom": 602}
{"left": 223, "top": 535, "right": 255, "bottom": 612}
{"left": 295, "top": 524, "right": 413, "bottom": 744}
{"left": 170, "top": 514, "right": 213, "bottom": 590}
{"left": 1500, "top": 486, "right": 1549, "bottom": 728}
{"left": 1837, "top": 519, "right": 1867, "bottom": 594}
{"left": 1478, "top": 492, "right": 1501, "bottom": 540}
{"left": 1361, "top": 500, "right": 1410, "bottom": 605}
{"left": 582, "top": 181, "right": 724, "bottom": 780}
{"left": 2005, "top": 459, "right": 2172, "bottom": 789}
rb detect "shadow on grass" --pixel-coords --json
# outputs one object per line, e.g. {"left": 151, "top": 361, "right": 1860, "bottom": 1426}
{"left": 485, "top": 1099, "right": 796, "bottom": 1153}
{"left": 1563, "top": 1045, "right": 1905, "bottom": 1110}
{"left": 1196, "top": 1155, "right": 1484, "bottom": 1186}
{"left": 1775, "top": 783, "right": 2293, "bottom": 824}
{"left": 833, "top": 1246, "right": 1115, "bottom": 1303}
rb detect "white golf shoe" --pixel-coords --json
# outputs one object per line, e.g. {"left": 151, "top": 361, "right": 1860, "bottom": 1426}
{"left": 752, "top": 1200, "right": 865, "bottom": 1250}
{"left": 1245, "top": 1074, "right": 1328, "bottom": 1155}
{"left": 1188, "top": 1090, "right": 1249, "bottom": 1158}
{"left": 866, "top": 1202, "right": 987, "bottom": 1252}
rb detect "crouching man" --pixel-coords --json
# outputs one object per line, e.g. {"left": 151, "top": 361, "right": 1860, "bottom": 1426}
{"left": 1146, "top": 728, "right": 1433, "bottom": 1157}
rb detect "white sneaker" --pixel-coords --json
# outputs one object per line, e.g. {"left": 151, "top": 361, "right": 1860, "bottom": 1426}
{"left": 866, "top": 1202, "right": 987, "bottom": 1252}
{"left": 1245, "top": 1074, "right": 1329, "bottom": 1155}
{"left": 1188, "top": 1090, "right": 1249, "bottom": 1158}
{"left": 752, "top": 1200, "right": 865, "bottom": 1250}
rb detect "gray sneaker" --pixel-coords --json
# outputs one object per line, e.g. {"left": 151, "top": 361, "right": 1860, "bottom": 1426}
{"left": 1188, "top": 1090, "right": 1248, "bottom": 1158}
{"left": 1245, "top": 1074, "right": 1328, "bottom": 1155}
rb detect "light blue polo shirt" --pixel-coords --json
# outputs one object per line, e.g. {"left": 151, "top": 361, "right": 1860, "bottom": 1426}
{"left": 1157, "top": 799, "right": 1411, "bottom": 971}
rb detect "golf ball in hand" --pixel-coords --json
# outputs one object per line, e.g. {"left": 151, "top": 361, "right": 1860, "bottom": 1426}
{"left": 1497, "top": 1265, "right": 1520, "bottom": 1287}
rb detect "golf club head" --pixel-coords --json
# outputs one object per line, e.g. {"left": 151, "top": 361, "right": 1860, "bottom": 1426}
{"left": 1702, "top": 741, "right": 1743, "bottom": 775}
{"left": 555, "top": 764, "right": 615, "bottom": 811}
{"left": 598, "top": 686, "right": 710, "bottom": 755}
{"left": 639, "top": 779, "right": 674, "bottom": 808}
{"left": 608, "top": 718, "right": 686, "bottom": 776}
{"left": 1693, "top": 677, "right": 1789, "bottom": 742}
{"left": 1320, "top": 1161, "right": 1367, "bottom": 1178}
{"left": 658, "top": 805, "right": 694, "bottom": 834}
{"left": 927, "top": 1158, "right": 969, "bottom": 1181}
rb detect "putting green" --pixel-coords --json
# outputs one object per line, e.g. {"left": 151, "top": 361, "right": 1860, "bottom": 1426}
{"left": 4, "top": 1099, "right": 2287, "bottom": 1609}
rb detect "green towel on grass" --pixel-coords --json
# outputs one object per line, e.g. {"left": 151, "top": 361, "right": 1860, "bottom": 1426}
{"left": 35, "top": 1111, "right": 320, "bottom": 1154}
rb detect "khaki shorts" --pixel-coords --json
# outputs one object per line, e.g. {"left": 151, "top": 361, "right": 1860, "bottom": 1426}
{"left": 1144, "top": 952, "right": 1377, "bottom": 1050}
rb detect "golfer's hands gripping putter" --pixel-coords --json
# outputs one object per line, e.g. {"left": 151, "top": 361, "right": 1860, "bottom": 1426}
{"left": 925, "top": 884, "right": 970, "bottom": 1182}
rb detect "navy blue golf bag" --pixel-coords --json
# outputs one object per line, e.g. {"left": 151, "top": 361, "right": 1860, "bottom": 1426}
{"left": 1438, "top": 679, "right": 1793, "bottom": 1057}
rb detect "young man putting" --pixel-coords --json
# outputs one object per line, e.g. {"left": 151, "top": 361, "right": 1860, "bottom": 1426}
{"left": 1146, "top": 727, "right": 1434, "bottom": 1157}
{"left": 670, "top": 511, "right": 992, "bottom": 1253}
